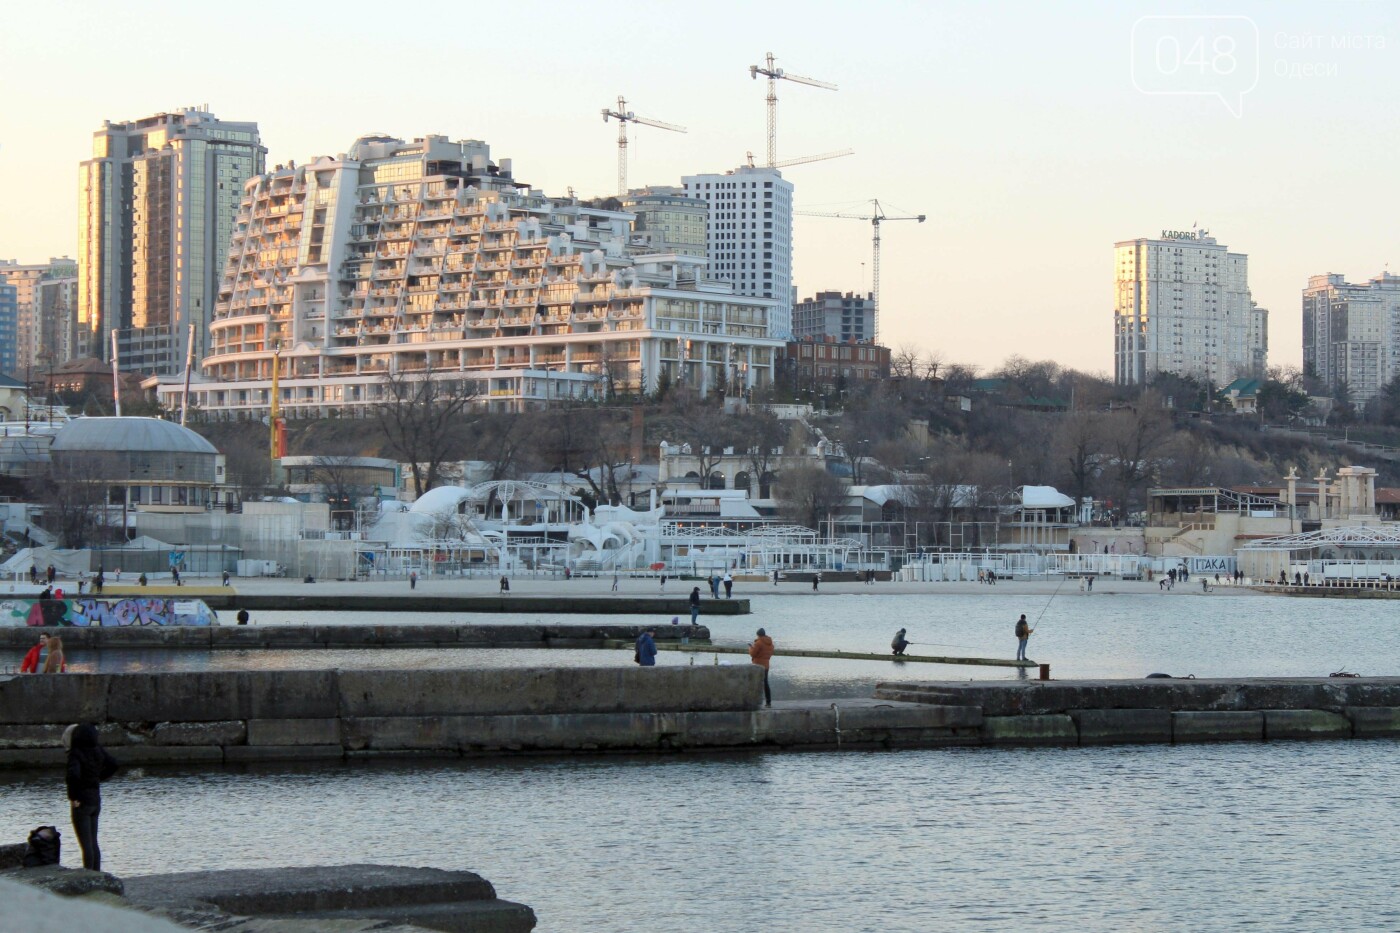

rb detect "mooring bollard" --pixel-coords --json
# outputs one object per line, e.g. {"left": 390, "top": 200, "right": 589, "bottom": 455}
{"left": 1039, "top": 663, "right": 1050, "bottom": 681}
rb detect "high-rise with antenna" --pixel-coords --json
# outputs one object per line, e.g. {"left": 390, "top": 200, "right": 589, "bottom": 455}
{"left": 749, "top": 51, "right": 838, "bottom": 168}
{"left": 601, "top": 96, "right": 686, "bottom": 196}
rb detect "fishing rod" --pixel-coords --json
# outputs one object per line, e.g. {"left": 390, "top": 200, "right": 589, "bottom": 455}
{"left": 908, "top": 640, "right": 985, "bottom": 652}
{"left": 1032, "top": 576, "right": 1069, "bottom": 632}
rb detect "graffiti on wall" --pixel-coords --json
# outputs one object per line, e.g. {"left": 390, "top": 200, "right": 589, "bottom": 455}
{"left": 0, "top": 598, "right": 217, "bottom": 628}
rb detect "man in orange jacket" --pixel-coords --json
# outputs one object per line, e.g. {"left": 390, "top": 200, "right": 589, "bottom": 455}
{"left": 749, "top": 627, "right": 775, "bottom": 708}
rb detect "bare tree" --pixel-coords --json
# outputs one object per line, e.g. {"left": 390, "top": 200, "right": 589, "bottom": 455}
{"left": 1056, "top": 411, "right": 1103, "bottom": 508}
{"left": 775, "top": 464, "right": 845, "bottom": 531}
{"left": 1105, "top": 396, "right": 1175, "bottom": 521}
{"left": 374, "top": 368, "right": 478, "bottom": 497}
{"left": 32, "top": 453, "right": 122, "bottom": 549}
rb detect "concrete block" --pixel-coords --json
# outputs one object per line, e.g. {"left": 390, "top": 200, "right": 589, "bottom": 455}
{"left": 246, "top": 718, "right": 341, "bottom": 746}
{"left": 0, "top": 724, "right": 68, "bottom": 749}
{"left": 0, "top": 747, "right": 66, "bottom": 768}
{"left": 982, "top": 715, "right": 1079, "bottom": 747}
{"left": 223, "top": 745, "right": 344, "bottom": 763}
{"left": 1347, "top": 706, "right": 1400, "bottom": 737}
{"left": 105, "top": 671, "right": 338, "bottom": 723}
{"left": 0, "top": 674, "right": 109, "bottom": 724}
{"left": 1070, "top": 708, "right": 1172, "bottom": 745}
{"left": 117, "top": 746, "right": 225, "bottom": 766}
{"left": 1172, "top": 710, "right": 1264, "bottom": 743}
{"left": 836, "top": 704, "right": 982, "bottom": 731}
{"left": 123, "top": 864, "right": 498, "bottom": 915}
{"left": 0, "top": 876, "right": 187, "bottom": 933}
{"left": 1264, "top": 709, "right": 1352, "bottom": 740}
{"left": 152, "top": 721, "right": 247, "bottom": 747}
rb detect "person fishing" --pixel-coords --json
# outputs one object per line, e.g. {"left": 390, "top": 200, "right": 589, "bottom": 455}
{"left": 891, "top": 628, "right": 910, "bottom": 656}
{"left": 1014, "top": 614, "right": 1033, "bottom": 661}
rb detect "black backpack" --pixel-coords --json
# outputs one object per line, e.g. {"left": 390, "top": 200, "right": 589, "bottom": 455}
{"left": 23, "top": 825, "right": 60, "bottom": 867}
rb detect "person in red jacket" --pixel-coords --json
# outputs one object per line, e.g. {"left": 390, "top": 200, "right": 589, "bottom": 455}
{"left": 19, "top": 633, "right": 51, "bottom": 673}
{"left": 749, "top": 628, "right": 775, "bottom": 708}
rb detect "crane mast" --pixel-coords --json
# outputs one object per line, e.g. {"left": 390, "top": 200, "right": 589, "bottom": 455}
{"left": 794, "top": 199, "right": 926, "bottom": 344}
{"left": 601, "top": 96, "right": 686, "bottom": 196}
{"left": 748, "top": 52, "right": 838, "bottom": 168}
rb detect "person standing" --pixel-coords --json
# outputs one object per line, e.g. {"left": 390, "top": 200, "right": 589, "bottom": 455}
{"left": 1014, "top": 614, "right": 1033, "bottom": 661}
{"left": 612, "top": 573, "right": 620, "bottom": 593}
{"left": 689, "top": 586, "right": 702, "bottom": 624}
{"left": 499, "top": 575, "right": 510, "bottom": 595}
{"left": 19, "top": 634, "right": 49, "bottom": 673}
{"left": 635, "top": 627, "right": 657, "bottom": 667}
{"left": 659, "top": 573, "right": 667, "bottom": 594}
{"left": 47, "top": 564, "right": 56, "bottom": 585}
{"left": 891, "top": 628, "right": 910, "bottom": 656}
{"left": 409, "top": 570, "right": 417, "bottom": 590}
{"left": 772, "top": 569, "right": 779, "bottom": 587}
{"left": 222, "top": 570, "right": 231, "bottom": 586}
{"left": 723, "top": 572, "right": 733, "bottom": 599}
{"left": 749, "top": 628, "right": 775, "bottom": 707}
{"left": 812, "top": 572, "right": 820, "bottom": 593}
{"left": 65, "top": 723, "right": 119, "bottom": 871}
{"left": 42, "top": 636, "right": 66, "bottom": 673}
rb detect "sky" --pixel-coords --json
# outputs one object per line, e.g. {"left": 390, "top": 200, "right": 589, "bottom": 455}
{"left": 1, "top": 0, "right": 1396, "bottom": 376}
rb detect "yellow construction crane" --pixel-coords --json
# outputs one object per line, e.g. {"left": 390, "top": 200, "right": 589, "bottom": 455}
{"left": 795, "top": 200, "right": 926, "bottom": 344}
{"left": 601, "top": 96, "right": 686, "bottom": 196}
{"left": 744, "top": 148, "right": 854, "bottom": 170}
{"left": 749, "top": 52, "right": 838, "bottom": 168}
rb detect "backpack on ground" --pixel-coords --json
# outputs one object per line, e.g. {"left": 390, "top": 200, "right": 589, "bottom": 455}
{"left": 23, "top": 825, "right": 60, "bottom": 867}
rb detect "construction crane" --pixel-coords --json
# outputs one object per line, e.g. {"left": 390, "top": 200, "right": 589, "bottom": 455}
{"left": 749, "top": 52, "right": 837, "bottom": 168}
{"left": 795, "top": 200, "right": 926, "bottom": 344}
{"left": 601, "top": 96, "right": 686, "bottom": 196}
{"left": 744, "top": 148, "right": 854, "bottom": 170}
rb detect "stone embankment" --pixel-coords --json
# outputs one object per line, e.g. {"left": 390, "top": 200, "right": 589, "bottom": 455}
{"left": 875, "top": 677, "right": 1400, "bottom": 745}
{"left": 197, "top": 594, "right": 750, "bottom": 615}
{"left": 8, "top": 670, "right": 1400, "bottom": 766}
{"left": 0, "top": 859, "right": 534, "bottom": 932}
{"left": 0, "top": 622, "right": 709, "bottom": 651}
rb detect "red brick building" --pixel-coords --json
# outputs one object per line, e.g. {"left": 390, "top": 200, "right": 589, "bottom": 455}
{"left": 781, "top": 336, "right": 891, "bottom": 394}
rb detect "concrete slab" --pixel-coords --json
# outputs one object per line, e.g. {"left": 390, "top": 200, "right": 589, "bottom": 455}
{"left": 1347, "top": 706, "right": 1400, "bottom": 736}
{"left": 1071, "top": 708, "right": 1173, "bottom": 745}
{"left": 0, "top": 876, "right": 186, "bottom": 933}
{"left": 983, "top": 714, "right": 1078, "bottom": 747}
{"left": 1172, "top": 710, "right": 1265, "bottom": 743}
{"left": 246, "top": 718, "right": 341, "bottom": 747}
{"left": 1264, "top": 709, "right": 1352, "bottom": 740}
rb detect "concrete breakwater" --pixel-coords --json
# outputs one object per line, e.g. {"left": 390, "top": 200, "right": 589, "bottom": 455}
{"left": 8, "top": 669, "right": 1398, "bottom": 768}
{"left": 875, "top": 677, "right": 1400, "bottom": 745}
{"left": 0, "top": 860, "right": 535, "bottom": 932}
{"left": 0, "top": 622, "right": 709, "bottom": 651}
{"left": 198, "top": 593, "right": 751, "bottom": 615}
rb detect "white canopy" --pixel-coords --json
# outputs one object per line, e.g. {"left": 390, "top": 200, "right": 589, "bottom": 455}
{"left": 1019, "top": 486, "right": 1075, "bottom": 509}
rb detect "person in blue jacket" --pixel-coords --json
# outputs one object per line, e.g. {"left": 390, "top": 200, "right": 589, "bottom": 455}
{"left": 635, "top": 627, "right": 658, "bottom": 666}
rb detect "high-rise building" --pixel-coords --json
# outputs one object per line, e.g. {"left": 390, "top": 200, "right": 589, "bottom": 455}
{"left": 793, "top": 290, "right": 875, "bottom": 342}
{"left": 1113, "top": 230, "right": 1265, "bottom": 386}
{"left": 621, "top": 186, "right": 707, "bottom": 257}
{"left": 0, "top": 283, "right": 16, "bottom": 377}
{"left": 79, "top": 108, "right": 265, "bottom": 375}
{"left": 1303, "top": 272, "right": 1400, "bottom": 409}
{"left": 0, "top": 258, "right": 78, "bottom": 369}
{"left": 680, "top": 166, "right": 794, "bottom": 337}
{"left": 158, "top": 134, "right": 783, "bottom": 417}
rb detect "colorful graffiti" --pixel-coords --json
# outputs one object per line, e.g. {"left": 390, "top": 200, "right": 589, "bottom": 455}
{"left": 0, "top": 597, "right": 217, "bottom": 627}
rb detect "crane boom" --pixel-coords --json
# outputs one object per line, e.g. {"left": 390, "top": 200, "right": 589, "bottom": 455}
{"left": 746, "top": 148, "right": 855, "bottom": 169}
{"left": 794, "top": 199, "right": 926, "bottom": 344}
{"left": 748, "top": 51, "right": 838, "bottom": 168}
{"left": 601, "top": 95, "right": 687, "bottom": 196}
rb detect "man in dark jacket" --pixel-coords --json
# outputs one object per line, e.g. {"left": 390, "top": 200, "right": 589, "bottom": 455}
{"left": 635, "top": 628, "right": 657, "bottom": 666}
{"left": 65, "top": 723, "right": 119, "bottom": 871}
{"left": 1015, "top": 614, "right": 1033, "bottom": 661}
{"left": 689, "top": 586, "right": 702, "bottom": 623}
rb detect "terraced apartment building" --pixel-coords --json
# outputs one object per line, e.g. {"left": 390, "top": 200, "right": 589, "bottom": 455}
{"left": 159, "top": 134, "right": 783, "bottom": 418}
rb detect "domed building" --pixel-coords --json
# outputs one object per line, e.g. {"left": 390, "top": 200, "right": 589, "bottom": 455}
{"left": 50, "top": 417, "right": 226, "bottom": 512}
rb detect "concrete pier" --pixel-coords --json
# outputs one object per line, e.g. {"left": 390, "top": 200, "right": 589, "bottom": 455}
{"left": 0, "top": 862, "right": 535, "bottom": 932}
{"left": 197, "top": 593, "right": 750, "bottom": 615}
{"left": 6, "top": 671, "right": 1400, "bottom": 766}
{"left": 0, "top": 622, "right": 709, "bottom": 651}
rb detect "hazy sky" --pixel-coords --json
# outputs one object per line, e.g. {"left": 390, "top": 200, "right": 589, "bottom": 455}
{"left": 1, "top": 0, "right": 1395, "bottom": 375}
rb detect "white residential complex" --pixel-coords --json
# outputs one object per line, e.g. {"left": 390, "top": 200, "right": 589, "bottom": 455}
{"left": 793, "top": 290, "right": 875, "bottom": 342}
{"left": 1113, "top": 231, "right": 1267, "bottom": 386}
{"left": 0, "top": 257, "right": 78, "bottom": 370}
{"left": 1303, "top": 272, "right": 1400, "bottom": 409}
{"left": 79, "top": 108, "right": 265, "bottom": 375}
{"left": 159, "top": 134, "right": 784, "bottom": 417}
{"left": 681, "top": 166, "right": 794, "bottom": 337}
